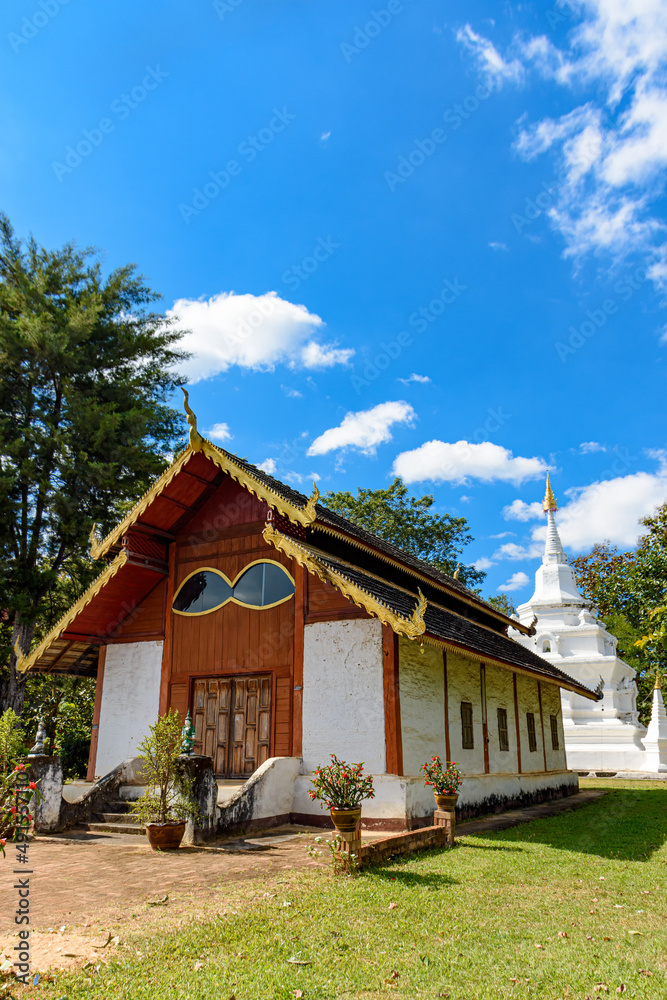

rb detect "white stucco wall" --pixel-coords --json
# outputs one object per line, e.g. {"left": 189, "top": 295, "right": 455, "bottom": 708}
{"left": 446, "top": 652, "right": 485, "bottom": 774}
{"left": 96, "top": 640, "right": 164, "bottom": 777}
{"left": 485, "top": 664, "right": 519, "bottom": 774}
{"left": 515, "top": 674, "right": 542, "bottom": 772}
{"left": 398, "top": 638, "right": 446, "bottom": 775}
{"left": 541, "top": 681, "right": 568, "bottom": 771}
{"left": 302, "top": 618, "right": 386, "bottom": 774}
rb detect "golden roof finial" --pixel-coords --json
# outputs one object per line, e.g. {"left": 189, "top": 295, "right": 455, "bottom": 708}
{"left": 302, "top": 481, "right": 320, "bottom": 525}
{"left": 543, "top": 471, "right": 558, "bottom": 512}
{"left": 453, "top": 563, "right": 461, "bottom": 580}
{"left": 89, "top": 522, "right": 104, "bottom": 560}
{"left": 655, "top": 672, "right": 662, "bottom": 691}
{"left": 181, "top": 387, "right": 204, "bottom": 452}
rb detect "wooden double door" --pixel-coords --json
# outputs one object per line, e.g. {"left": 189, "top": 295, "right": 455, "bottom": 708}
{"left": 192, "top": 675, "right": 272, "bottom": 777}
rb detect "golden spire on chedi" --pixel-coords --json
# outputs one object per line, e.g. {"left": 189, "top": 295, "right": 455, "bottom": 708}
{"left": 543, "top": 471, "right": 558, "bottom": 513}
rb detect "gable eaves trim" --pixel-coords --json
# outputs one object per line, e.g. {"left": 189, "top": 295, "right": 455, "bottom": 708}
{"left": 16, "top": 551, "right": 129, "bottom": 675}
{"left": 91, "top": 440, "right": 318, "bottom": 561}
{"left": 263, "top": 523, "right": 427, "bottom": 641}
{"left": 312, "top": 521, "right": 532, "bottom": 635}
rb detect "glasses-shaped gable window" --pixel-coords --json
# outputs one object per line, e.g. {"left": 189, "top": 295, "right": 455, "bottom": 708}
{"left": 172, "top": 560, "right": 295, "bottom": 616}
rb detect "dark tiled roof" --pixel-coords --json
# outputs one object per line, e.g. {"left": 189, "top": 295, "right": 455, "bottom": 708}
{"left": 289, "top": 538, "right": 598, "bottom": 700}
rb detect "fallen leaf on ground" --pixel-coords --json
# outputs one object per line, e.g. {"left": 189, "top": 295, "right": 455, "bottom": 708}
{"left": 558, "top": 932, "right": 568, "bottom": 938}
{"left": 616, "top": 986, "right": 626, "bottom": 993}
{"left": 287, "top": 958, "right": 312, "bottom": 966}
{"left": 147, "top": 894, "right": 169, "bottom": 907}
{"left": 639, "top": 970, "right": 653, "bottom": 976}
{"left": 388, "top": 902, "right": 398, "bottom": 910}
{"left": 194, "top": 961, "right": 203, "bottom": 971}
{"left": 293, "top": 991, "right": 303, "bottom": 999}
{"left": 628, "top": 930, "right": 643, "bottom": 936}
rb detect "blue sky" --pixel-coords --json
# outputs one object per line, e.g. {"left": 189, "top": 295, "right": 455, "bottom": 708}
{"left": 3, "top": 0, "right": 666, "bottom": 600}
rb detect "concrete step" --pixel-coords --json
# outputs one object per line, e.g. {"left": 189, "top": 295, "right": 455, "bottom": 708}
{"left": 100, "top": 812, "right": 140, "bottom": 824}
{"left": 82, "top": 821, "right": 146, "bottom": 836}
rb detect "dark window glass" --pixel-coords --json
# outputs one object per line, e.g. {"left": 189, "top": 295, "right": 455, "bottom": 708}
{"left": 550, "top": 714, "right": 560, "bottom": 751}
{"left": 497, "top": 707, "right": 509, "bottom": 751}
{"left": 461, "top": 701, "right": 474, "bottom": 749}
{"left": 233, "top": 562, "right": 294, "bottom": 608}
{"left": 527, "top": 712, "right": 537, "bottom": 752}
{"left": 173, "top": 571, "right": 233, "bottom": 614}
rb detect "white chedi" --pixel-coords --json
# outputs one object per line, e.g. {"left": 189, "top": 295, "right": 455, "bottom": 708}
{"left": 510, "top": 474, "right": 652, "bottom": 774}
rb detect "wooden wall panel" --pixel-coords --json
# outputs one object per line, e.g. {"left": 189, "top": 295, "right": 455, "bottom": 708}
{"left": 274, "top": 675, "right": 292, "bottom": 757}
{"left": 165, "top": 477, "right": 297, "bottom": 767}
{"left": 115, "top": 579, "right": 166, "bottom": 639}
{"left": 306, "top": 573, "right": 370, "bottom": 622}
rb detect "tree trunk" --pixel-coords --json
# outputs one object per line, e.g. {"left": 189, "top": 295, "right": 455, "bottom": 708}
{"left": 0, "top": 617, "right": 35, "bottom": 716}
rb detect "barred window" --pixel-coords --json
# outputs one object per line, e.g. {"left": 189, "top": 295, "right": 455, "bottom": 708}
{"left": 497, "top": 708, "right": 509, "bottom": 751}
{"left": 526, "top": 712, "right": 537, "bottom": 753}
{"left": 461, "top": 701, "right": 474, "bottom": 749}
{"left": 550, "top": 714, "right": 560, "bottom": 751}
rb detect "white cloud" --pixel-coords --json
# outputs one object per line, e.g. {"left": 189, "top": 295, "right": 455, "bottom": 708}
{"left": 488, "top": 241, "right": 508, "bottom": 251}
{"left": 495, "top": 455, "right": 667, "bottom": 560}
{"left": 493, "top": 541, "right": 541, "bottom": 561}
{"left": 206, "top": 422, "right": 232, "bottom": 443}
{"left": 498, "top": 571, "right": 529, "bottom": 592}
{"left": 168, "top": 291, "right": 352, "bottom": 381}
{"left": 257, "top": 458, "right": 278, "bottom": 476}
{"left": 459, "top": 495, "right": 473, "bottom": 503}
{"left": 456, "top": 24, "right": 524, "bottom": 85}
{"left": 460, "top": 3, "right": 667, "bottom": 282}
{"left": 473, "top": 556, "right": 495, "bottom": 572}
{"left": 533, "top": 463, "right": 667, "bottom": 552}
{"left": 579, "top": 441, "right": 606, "bottom": 454}
{"left": 300, "top": 341, "right": 354, "bottom": 369}
{"left": 308, "top": 401, "right": 416, "bottom": 457}
{"left": 503, "top": 499, "right": 544, "bottom": 522}
{"left": 282, "top": 470, "right": 321, "bottom": 487}
{"left": 392, "top": 440, "right": 547, "bottom": 486}
{"left": 282, "top": 385, "right": 303, "bottom": 399}
{"left": 398, "top": 373, "right": 431, "bottom": 385}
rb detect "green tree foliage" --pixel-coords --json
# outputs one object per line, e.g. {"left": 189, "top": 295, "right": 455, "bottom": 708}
{"left": 487, "top": 593, "right": 517, "bottom": 618}
{"left": 0, "top": 215, "right": 188, "bottom": 713}
{"left": 571, "top": 503, "right": 667, "bottom": 724}
{"left": 323, "top": 478, "right": 485, "bottom": 589}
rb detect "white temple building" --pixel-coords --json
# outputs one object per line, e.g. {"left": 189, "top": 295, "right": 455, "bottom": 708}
{"left": 510, "top": 474, "right": 667, "bottom": 775}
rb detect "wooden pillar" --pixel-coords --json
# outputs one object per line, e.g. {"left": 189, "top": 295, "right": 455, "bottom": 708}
{"left": 86, "top": 645, "right": 106, "bottom": 781}
{"left": 382, "top": 625, "right": 402, "bottom": 775}
{"left": 158, "top": 542, "right": 176, "bottom": 716}
{"left": 480, "top": 663, "right": 490, "bottom": 774}
{"left": 513, "top": 673, "right": 522, "bottom": 774}
{"left": 443, "top": 650, "right": 451, "bottom": 764}
{"left": 538, "top": 682, "right": 548, "bottom": 772}
{"left": 291, "top": 563, "right": 306, "bottom": 757}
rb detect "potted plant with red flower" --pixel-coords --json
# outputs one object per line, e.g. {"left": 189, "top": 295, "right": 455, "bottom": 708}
{"left": 309, "top": 754, "right": 375, "bottom": 833}
{"left": 421, "top": 755, "right": 462, "bottom": 810}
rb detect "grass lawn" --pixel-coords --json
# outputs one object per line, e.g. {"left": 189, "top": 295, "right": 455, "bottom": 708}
{"left": 24, "top": 780, "right": 667, "bottom": 1000}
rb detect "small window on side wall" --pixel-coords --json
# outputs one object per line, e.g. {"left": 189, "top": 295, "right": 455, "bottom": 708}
{"left": 497, "top": 707, "right": 509, "bottom": 751}
{"left": 461, "top": 701, "right": 474, "bottom": 749}
{"left": 550, "top": 714, "right": 560, "bottom": 751}
{"left": 526, "top": 712, "right": 537, "bottom": 752}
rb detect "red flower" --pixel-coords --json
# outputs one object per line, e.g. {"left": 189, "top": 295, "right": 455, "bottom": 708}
{"left": 29, "top": 781, "right": 37, "bottom": 791}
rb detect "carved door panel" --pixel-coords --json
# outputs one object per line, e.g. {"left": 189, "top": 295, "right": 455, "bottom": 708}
{"left": 192, "top": 675, "right": 271, "bottom": 777}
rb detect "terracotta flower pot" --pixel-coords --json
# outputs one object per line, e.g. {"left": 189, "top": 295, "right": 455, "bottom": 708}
{"left": 145, "top": 821, "right": 186, "bottom": 850}
{"left": 330, "top": 806, "right": 362, "bottom": 833}
{"left": 434, "top": 792, "right": 459, "bottom": 811}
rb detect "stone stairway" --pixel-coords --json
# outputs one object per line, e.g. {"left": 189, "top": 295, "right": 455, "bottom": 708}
{"left": 80, "top": 796, "right": 145, "bottom": 836}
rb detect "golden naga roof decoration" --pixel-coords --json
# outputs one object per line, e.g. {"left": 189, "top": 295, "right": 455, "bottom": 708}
{"left": 181, "top": 387, "right": 205, "bottom": 452}
{"left": 302, "top": 482, "right": 320, "bottom": 526}
{"left": 263, "top": 522, "right": 428, "bottom": 641}
{"left": 15, "top": 550, "right": 129, "bottom": 675}
{"left": 89, "top": 522, "right": 104, "bottom": 560}
{"left": 543, "top": 471, "right": 558, "bottom": 512}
